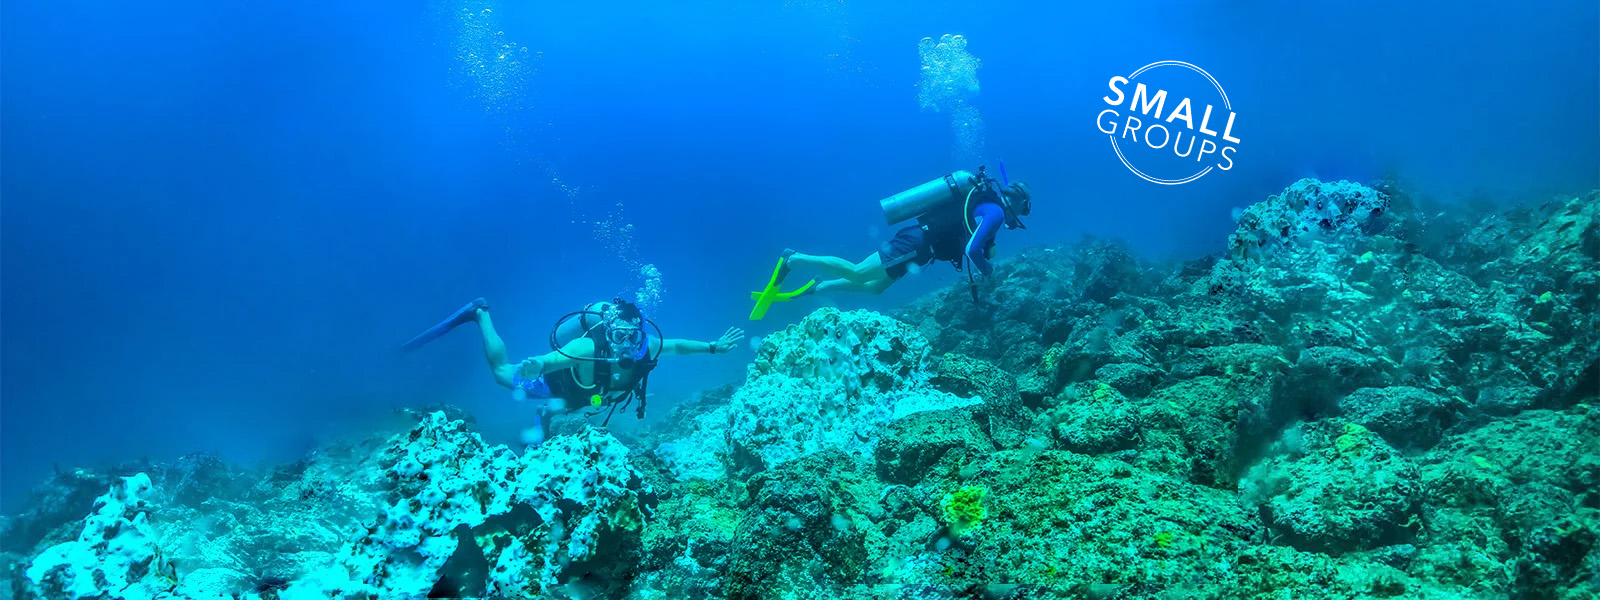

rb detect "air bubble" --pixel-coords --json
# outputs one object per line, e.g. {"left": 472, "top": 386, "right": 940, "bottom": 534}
{"left": 916, "top": 32, "right": 986, "bottom": 162}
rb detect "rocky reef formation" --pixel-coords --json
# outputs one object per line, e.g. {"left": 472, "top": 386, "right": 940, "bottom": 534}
{"left": 654, "top": 308, "right": 978, "bottom": 483}
{"left": 21, "top": 473, "right": 176, "bottom": 599}
{"left": 6, "top": 411, "right": 653, "bottom": 599}
{"left": 4, "top": 179, "right": 1596, "bottom": 599}
{"left": 882, "top": 179, "right": 1599, "bottom": 597}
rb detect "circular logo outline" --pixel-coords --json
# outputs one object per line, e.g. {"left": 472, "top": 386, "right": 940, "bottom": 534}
{"left": 1109, "top": 61, "right": 1232, "bottom": 186}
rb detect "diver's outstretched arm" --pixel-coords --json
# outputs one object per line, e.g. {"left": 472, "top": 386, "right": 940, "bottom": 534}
{"left": 504, "top": 337, "right": 594, "bottom": 387}
{"left": 661, "top": 327, "right": 746, "bottom": 356}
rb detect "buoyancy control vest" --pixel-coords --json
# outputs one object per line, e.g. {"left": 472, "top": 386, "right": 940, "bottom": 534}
{"left": 878, "top": 166, "right": 1016, "bottom": 270}
{"left": 546, "top": 299, "right": 661, "bottom": 424}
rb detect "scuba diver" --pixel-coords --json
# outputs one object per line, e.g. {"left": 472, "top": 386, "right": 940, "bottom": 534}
{"left": 749, "top": 164, "right": 1032, "bottom": 319}
{"left": 401, "top": 297, "right": 745, "bottom": 445}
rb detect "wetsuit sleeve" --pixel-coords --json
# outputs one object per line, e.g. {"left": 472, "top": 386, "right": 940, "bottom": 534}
{"left": 966, "top": 202, "right": 1005, "bottom": 277}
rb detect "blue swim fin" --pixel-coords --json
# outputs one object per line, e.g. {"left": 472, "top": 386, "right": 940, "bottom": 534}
{"left": 401, "top": 298, "right": 488, "bottom": 351}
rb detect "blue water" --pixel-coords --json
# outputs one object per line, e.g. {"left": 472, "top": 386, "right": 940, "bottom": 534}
{"left": 2, "top": 0, "right": 1595, "bottom": 510}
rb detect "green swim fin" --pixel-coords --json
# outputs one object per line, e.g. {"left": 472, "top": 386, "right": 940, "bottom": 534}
{"left": 749, "top": 258, "right": 815, "bottom": 320}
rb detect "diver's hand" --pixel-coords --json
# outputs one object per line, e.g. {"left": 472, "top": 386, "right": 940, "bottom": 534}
{"left": 516, "top": 356, "right": 545, "bottom": 380}
{"left": 713, "top": 327, "right": 746, "bottom": 353}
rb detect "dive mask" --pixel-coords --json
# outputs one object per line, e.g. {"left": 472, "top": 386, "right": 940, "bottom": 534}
{"left": 607, "top": 326, "right": 643, "bottom": 346}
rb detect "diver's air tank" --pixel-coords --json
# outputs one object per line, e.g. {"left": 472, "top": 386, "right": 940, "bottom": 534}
{"left": 879, "top": 170, "right": 977, "bottom": 225}
{"left": 552, "top": 301, "right": 613, "bottom": 348}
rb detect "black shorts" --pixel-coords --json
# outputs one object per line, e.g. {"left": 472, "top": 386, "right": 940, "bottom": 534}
{"left": 878, "top": 225, "right": 937, "bottom": 280}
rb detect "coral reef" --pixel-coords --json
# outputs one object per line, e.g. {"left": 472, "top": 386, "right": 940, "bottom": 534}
{"left": 21, "top": 473, "right": 177, "bottom": 599}
{"left": 285, "top": 411, "right": 655, "bottom": 598}
{"left": 6, "top": 411, "right": 653, "bottom": 599}
{"left": 655, "top": 308, "right": 977, "bottom": 482}
{"left": 1241, "top": 421, "right": 1422, "bottom": 554}
{"left": 5, "top": 179, "right": 1597, "bottom": 599}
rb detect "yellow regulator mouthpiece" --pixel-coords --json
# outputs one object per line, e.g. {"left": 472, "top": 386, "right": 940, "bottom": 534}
{"left": 591, "top": 394, "right": 603, "bottom": 407}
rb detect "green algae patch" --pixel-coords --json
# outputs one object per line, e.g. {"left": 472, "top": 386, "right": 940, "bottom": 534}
{"left": 942, "top": 485, "right": 988, "bottom": 536}
{"left": 1335, "top": 422, "right": 1373, "bottom": 457}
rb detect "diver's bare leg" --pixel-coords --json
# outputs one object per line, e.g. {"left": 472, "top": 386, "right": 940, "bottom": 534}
{"left": 814, "top": 275, "right": 894, "bottom": 295}
{"left": 790, "top": 252, "right": 888, "bottom": 283}
{"left": 475, "top": 309, "right": 517, "bottom": 389}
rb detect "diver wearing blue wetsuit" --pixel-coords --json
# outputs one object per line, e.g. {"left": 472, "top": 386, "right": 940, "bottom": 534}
{"left": 770, "top": 167, "right": 1032, "bottom": 298}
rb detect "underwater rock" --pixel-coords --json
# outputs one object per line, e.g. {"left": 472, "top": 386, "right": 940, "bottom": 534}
{"left": 1472, "top": 384, "right": 1544, "bottom": 417}
{"left": 1039, "top": 321, "right": 1159, "bottom": 393}
{"left": 22, "top": 473, "right": 178, "bottom": 599}
{"left": 1283, "top": 345, "right": 1390, "bottom": 412}
{"left": 177, "top": 568, "right": 250, "bottom": 598}
{"left": 162, "top": 433, "right": 390, "bottom": 598}
{"left": 0, "top": 468, "right": 115, "bottom": 556}
{"left": 1044, "top": 381, "right": 1143, "bottom": 455}
{"left": 1168, "top": 342, "right": 1288, "bottom": 382}
{"left": 928, "top": 354, "right": 1028, "bottom": 447}
{"left": 1469, "top": 191, "right": 1599, "bottom": 295}
{"left": 1418, "top": 406, "right": 1599, "bottom": 513}
{"left": 633, "top": 473, "right": 741, "bottom": 599}
{"left": 162, "top": 452, "right": 236, "bottom": 506}
{"left": 897, "top": 240, "right": 1156, "bottom": 374}
{"left": 1412, "top": 406, "right": 1600, "bottom": 597}
{"left": 1233, "top": 178, "right": 1391, "bottom": 260}
{"left": 1092, "top": 362, "right": 1163, "bottom": 398}
{"left": 1232, "top": 544, "right": 1435, "bottom": 599}
{"left": 724, "top": 451, "right": 872, "bottom": 600}
{"left": 281, "top": 411, "right": 654, "bottom": 598}
{"left": 1203, "top": 178, "right": 1391, "bottom": 296}
{"left": 1242, "top": 421, "right": 1422, "bottom": 555}
{"left": 1134, "top": 375, "right": 1275, "bottom": 488}
{"left": 900, "top": 449, "right": 1270, "bottom": 594}
{"left": 928, "top": 353, "right": 1017, "bottom": 408}
{"left": 1337, "top": 387, "right": 1467, "bottom": 450}
{"left": 659, "top": 308, "right": 976, "bottom": 482}
{"left": 1074, "top": 238, "right": 1147, "bottom": 305}
{"left": 875, "top": 407, "right": 994, "bottom": 486}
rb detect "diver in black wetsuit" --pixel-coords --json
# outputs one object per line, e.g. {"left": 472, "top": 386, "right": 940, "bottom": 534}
{"left": 749, "top": 165, "right": 1032, "bottom": 319}
{"left": 401, "top": 298, "right": 744, "bottom": 445}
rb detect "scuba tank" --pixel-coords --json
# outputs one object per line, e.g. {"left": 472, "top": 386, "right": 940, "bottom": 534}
{"left": 879, "top": 170, "right": 978, "bottom": 225}
{"left": 551, "top": 301, "right": 614, "bottom": 346}
{"left": 880, "top": 166, "right": 1025, "bottom": 232}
